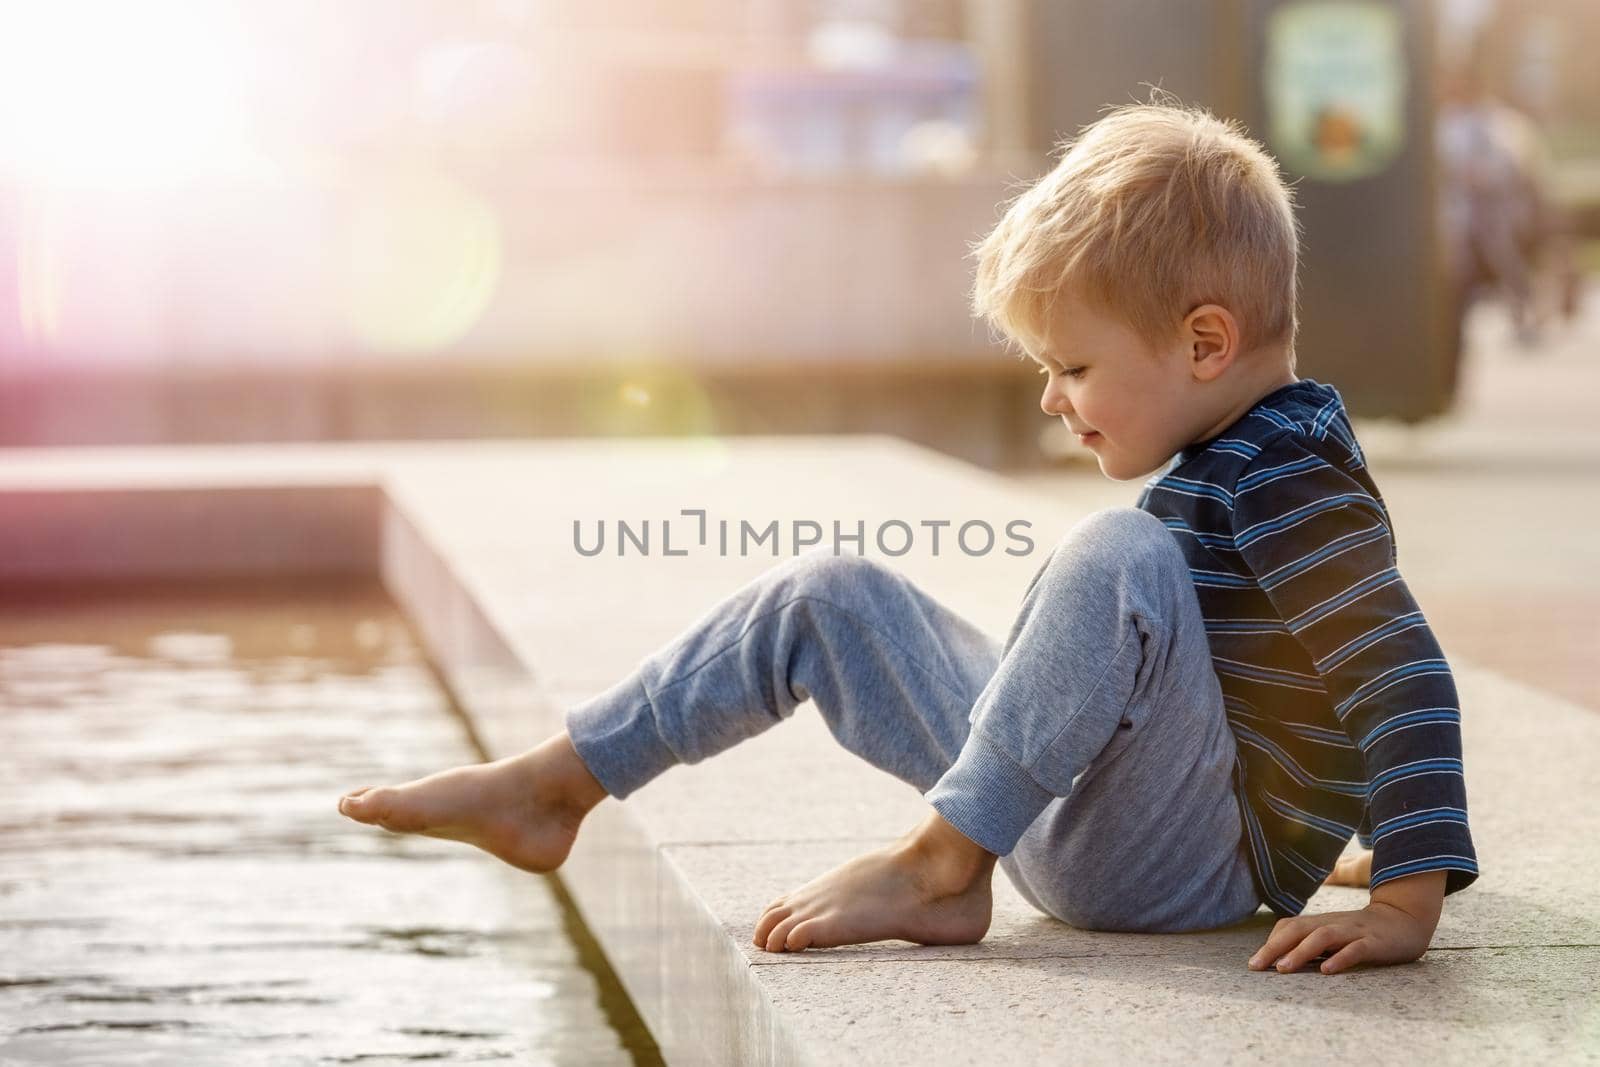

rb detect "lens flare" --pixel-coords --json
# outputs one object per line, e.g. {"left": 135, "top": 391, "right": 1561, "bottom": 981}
{"left": 341, "top": 171, "right": 502, "bottom": 356}
{"left": 16, "top": 192, "right": 66, "bottom": 348}
{"left": 579, "top": 362, "right": 719, "bottom": 437}
{"left": 579, "top": 362, "right": 734, "bottom": 475}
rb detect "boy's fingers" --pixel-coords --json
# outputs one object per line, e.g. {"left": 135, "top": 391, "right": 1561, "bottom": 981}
{"left": 1318, "top": 938, "right": 1369, "bottom": 975}
{"left": 1251, "top": 921, "right": 1326, "bottom": 970}
{"left": 1249, "top": 922, "right": 1302, "bottom": 969}
{"left": 1276, "top": 925, "right": 1343, "bottom": 972}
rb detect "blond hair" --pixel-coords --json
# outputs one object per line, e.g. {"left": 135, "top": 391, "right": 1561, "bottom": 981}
{"left": 970, "top": 96, "right": 1300, "bottom": 361}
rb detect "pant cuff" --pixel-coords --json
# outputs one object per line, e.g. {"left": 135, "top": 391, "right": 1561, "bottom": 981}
{"left": 564, "top": 673, "right": 680, "bottom": 800}
{"left": 924, "top": 730, "right": 1055, "bottom": 857}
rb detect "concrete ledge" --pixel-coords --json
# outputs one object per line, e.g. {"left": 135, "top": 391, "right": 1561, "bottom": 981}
{"left": 0, "top": 439, "right": 1593, "bottom": 1065}
{"left": 0, "top": 484, "right": 382, "bottom": 582}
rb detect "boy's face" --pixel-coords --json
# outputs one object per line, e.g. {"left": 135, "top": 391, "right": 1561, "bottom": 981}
{"left": 1029, "top": 291, "right": 1211, "bottom": 481}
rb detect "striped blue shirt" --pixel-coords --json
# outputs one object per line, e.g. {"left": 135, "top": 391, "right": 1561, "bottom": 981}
{"left": 1134, "top": 378, "right": 1479, "bottom": 917}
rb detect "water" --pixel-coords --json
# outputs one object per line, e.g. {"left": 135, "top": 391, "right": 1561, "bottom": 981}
{"left": 0, "top": 578, "right": 660, "bottom": 1065}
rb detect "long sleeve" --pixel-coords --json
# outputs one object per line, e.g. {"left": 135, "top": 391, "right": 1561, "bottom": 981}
{"left": 1229, "top": 435, "right": 1479, "bottom": 895}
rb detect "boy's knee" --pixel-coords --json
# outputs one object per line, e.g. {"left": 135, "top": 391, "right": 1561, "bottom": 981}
{"left": 1068, "top": 506, "right": 1168, "bottom": 547}
{"left": 774, "top": 547, "right": 897, "bottom": 602}
{"left": 1042, "top": 507, "right": 1180, "bottom": 585}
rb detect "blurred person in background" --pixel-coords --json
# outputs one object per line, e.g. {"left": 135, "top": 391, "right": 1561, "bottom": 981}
{"left": 1437, "top": 64, "right": 1582, "bottom": 351}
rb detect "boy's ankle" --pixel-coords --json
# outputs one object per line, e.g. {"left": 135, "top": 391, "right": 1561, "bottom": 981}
{"left": 900, "top": 811, "right": 997, "bottom": 889}
{"left": 553, "top": 734, "right": 611, "bottom": 812}
{"left": 516, "top": 733, "right": 611, "bottom": 815}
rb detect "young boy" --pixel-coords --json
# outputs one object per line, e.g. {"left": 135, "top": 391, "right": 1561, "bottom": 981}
{"left": 337, "top": 100, "right": 1477, "bottom": 976}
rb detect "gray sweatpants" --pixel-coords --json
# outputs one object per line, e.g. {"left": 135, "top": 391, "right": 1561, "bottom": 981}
{"left": 566, "top": 507, "right": 1262, "bottom": 933}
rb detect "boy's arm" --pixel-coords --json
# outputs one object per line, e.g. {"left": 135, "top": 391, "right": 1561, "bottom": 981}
{"left": 1230, "top": 437, "right": 1478, "bottom": 901}
{"left": 1370, "top": 868, "right": 1446, "bottom": 927}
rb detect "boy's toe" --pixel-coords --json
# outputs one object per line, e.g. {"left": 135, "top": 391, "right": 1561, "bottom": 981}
{"left": 337, "top": 789, "right": 370, "bottom": 818}
{"left": 752, "top": 904, "right": 791, "bottom": 948}
{"left": 796, "top": 916, "right": 841, "bottom": 950}
{"left": 786, "top": 918, "right": 820, "bottom": 951}
{"left": 765, "top": 914, "right": 803, "bottom": 953}
{"left": 340, "top": 786, "right": 396, "bottom": 825}
{"left": 769, "top": 913, "right": 807, "bottom": 952}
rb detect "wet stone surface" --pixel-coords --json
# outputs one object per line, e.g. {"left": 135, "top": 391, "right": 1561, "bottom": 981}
{"left": 0, "top": 578, "right": 659, "bottom": 1065}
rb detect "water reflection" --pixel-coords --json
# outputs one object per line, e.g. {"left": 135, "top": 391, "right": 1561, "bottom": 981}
{"left": 0, "top": 578, "right": 659, "bottom": 1065}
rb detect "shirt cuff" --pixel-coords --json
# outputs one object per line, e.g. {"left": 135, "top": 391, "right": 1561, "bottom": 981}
{"left": 1368, "top": 822, "right": 1479, "bottom": 895}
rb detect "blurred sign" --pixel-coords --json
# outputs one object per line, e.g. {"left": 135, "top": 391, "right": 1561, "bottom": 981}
{"left": 1264, "top": 1, "right": 1405, "bottom": 181}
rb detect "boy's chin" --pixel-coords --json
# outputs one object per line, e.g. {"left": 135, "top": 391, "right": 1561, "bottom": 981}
{"left": 1094, "top": 451, "right": 1162, "bottom": 483}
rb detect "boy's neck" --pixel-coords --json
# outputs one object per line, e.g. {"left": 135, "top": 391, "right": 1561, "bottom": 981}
{"left": 1190, "top": 353, "right": 1299, "bottom": 446}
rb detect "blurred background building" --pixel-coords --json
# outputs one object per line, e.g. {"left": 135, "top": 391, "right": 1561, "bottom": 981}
{"left": 0, "top": 0, "right": 1593, "bottom": 466}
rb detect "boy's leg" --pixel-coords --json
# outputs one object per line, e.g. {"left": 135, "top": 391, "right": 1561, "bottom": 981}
{"left": 339, "top": 545, "right": 1006, "bottom": 887}
{"left": 756, "top": 506, "right": 1259, "bottom": 948}
{"left": 565, "top": 548, "right": 1004, "bottom": 803}
{"left": 565, "top": 546, "right": 1053, "bottom": 951}
{"left": 930, "top": 507, "right": 1261, "bottom": 934}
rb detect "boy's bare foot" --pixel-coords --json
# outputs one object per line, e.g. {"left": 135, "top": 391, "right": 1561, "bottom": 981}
{"left": 336, "top": 732, "right": 609, "bottom": 874}
{"left": 1322, "top": 849, "right": 1373, "bottom": 888}
{"left": 752, "top": 811, "right": 996, "bottom": 953}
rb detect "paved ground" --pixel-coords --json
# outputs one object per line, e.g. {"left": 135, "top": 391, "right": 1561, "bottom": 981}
{"left": 1376, "top": 298, "right": 1600, "bottom": 713}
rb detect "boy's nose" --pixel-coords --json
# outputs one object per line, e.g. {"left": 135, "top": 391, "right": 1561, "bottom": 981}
{"left": 1040, "top": 383, "right": 1069, "bottom": 418}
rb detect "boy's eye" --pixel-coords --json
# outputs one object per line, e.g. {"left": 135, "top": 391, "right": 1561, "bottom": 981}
{"left": 1063, "top": 367, "right": 1086, "bottom": 379}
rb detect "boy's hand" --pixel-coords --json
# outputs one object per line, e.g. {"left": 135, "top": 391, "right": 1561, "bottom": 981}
{"left": 1247, "top": 902, "right": 1434, "bottom": 975}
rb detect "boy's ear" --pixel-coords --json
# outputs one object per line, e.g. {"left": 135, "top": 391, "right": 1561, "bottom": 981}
{"left": 1184, "top": 303, "right": 1240, "bottom": 382}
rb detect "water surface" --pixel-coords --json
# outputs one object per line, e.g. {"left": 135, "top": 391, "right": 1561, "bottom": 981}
{"left": 0, "top": 578, "right": 659, "bottom": 1065}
